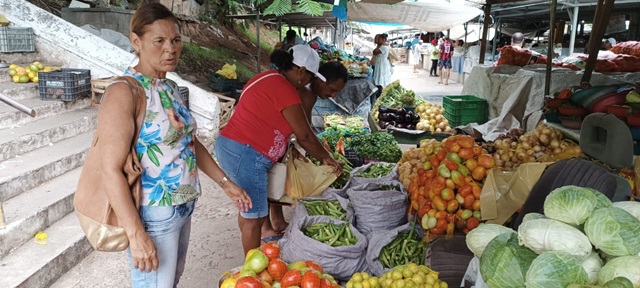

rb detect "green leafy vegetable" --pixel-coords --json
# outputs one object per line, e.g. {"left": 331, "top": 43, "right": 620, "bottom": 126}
{"left": 543, "top": 185, "right": 597, "bottom": 225}
{"left": 525, "top": 251, "right": 589, "bottom": 288}
{"left": 584, "top": 207, "right": 640, "bottom": 256}
{"left": 347, "top": 132, "right": 402, "bottom": 163}
{"left": 480, "top": 232, "right": 538, "bottom": 288}
{"left": 355, "top": 163, "right": 396, "bottom": 178}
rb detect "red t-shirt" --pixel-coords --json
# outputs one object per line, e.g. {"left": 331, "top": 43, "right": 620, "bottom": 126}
{"left": 221, "top": 70, "right": 301, "bottom": 162}
{"left": 440, "top": 41, "right": 452, "bottom": 60}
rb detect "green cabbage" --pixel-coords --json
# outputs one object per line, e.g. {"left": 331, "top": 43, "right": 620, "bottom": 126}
{"left": 525, "top": 251, "right": 589, "bottom": 288}
{"left": 465, "top": 224, "right": 516, "bottom": 258}
{"left": 612, "top": 201, "right": 640, "bottom": 221}
{"left": 544, "top": 185, "right": 597, "bottom": 225}
{"left": 522, "top": 212, "right": 546, "bottom": 223}
{"left": 597, "top": 256, "right": 640, "bottom": 287}
{"left": 580, "top": 252, "right": 603, "bottom": 285}
{"left": 518, "top": 218, "right": 592, "bottom": 259}
{"left": 480, "top": 232, "right": 538, "bottom": 288}
{"left": 585, "top": 188, "right": 612, "bottom": 209}
{"left": 584, "top": 207, "right": 640, "bottom": 256}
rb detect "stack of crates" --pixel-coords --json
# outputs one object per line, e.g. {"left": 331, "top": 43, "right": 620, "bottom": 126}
{"left": 0, "top": 27, "right": 35, "bottom": 53}
{"left": 443, "top": 95, "right": 489, "bottom": 127}
{"left": 38, "top": 68, "right": 92, "bottom": 101}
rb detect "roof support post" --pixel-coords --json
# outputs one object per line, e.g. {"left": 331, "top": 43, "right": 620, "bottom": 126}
{"left": 256, "top": 6, "right": 261, "bottom": 73}
{"left": 581, "top": 0, "right": 616, "bottom": 85}
{"left": 568, "top": 2, "right": 579, "bottom": 55}
{"left": 545, "top": 0, "right": 557, "bottom": 96}
{"left": 278, "top": 16, "right": 283, "bottom": 41}
{"left": 479, "top": 2, "right": 492, "bottom": 64}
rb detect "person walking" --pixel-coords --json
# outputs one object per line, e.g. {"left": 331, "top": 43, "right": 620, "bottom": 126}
{"left": 409, "top": 39, "right": 423, "bottom": 73}
{"left": 438, "top": 37, "right": 453, "bottom": 85}
{"left": 372, "top": 34, "right": 392, "bottom": 88}
{"left": 215, "top": 44, "right": 343, "bottom": 255}
{"left": 429, "top": 39, "right": 440, "bottom": 77}
{"left": 79, "top": 3, "right": 252, "bottom": 287}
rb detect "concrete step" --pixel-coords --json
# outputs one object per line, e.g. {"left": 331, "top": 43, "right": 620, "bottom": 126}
{"left": 0, "top": 96, "right": 91, "bottom": 129}
{"left": 0, "top": 213, "right": 93, "bottom": 288}
{"left": 0, "top": 131, "right": 92, "bottom": 202}
{"left": 0, "top": 82, "right": 38, "bottom": 100}
{"left": 0, "top": 168, "right": 81, "bottom": 259}
{"left": 0, "top": 108, "right": 97, "bottom": 162}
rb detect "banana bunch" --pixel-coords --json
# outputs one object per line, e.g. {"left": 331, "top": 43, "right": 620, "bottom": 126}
{"left": 626, "top": 90, "right": 640, "bottom": 103}
{"left": 216, "top": 63, "right": 237, "bottom": 80}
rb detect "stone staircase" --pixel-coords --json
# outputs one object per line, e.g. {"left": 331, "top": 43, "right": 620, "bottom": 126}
{"left": 0, "top": 61, "right": 98, "bottom": 287}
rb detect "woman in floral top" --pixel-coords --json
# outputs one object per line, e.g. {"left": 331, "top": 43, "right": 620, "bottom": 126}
{"left": 98, "top": 4, "right": 251, "bottom": 287}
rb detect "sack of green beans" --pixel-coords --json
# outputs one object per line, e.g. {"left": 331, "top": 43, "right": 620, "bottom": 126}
{"left": 294, "top": 192, "right": 354, "bottom": 225}
{"left": 349, "top": 162, "right": 398, "bottom": 187}
{"left": 280, "top": 215, "right": 368, "bottom": 281}
{"left": 366, "top": 221, "right": 427, "bottom": 276}
{"left": 346, "top": 181, "right": 408, "bottom": 235}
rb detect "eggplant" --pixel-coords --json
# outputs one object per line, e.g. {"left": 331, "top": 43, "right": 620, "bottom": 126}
{"left": 379, "top": 113, "right": 390, "bottom": 122}
{"left": 396, "top": 123, "right": 406, "bottom": 129}
{"left": 396, "top": 109, "right": 407, "bottom": 117}
{"left": 379, "top": 106, "right": 394, "bottom": 114}
{"left": 412, "top": 113, "right": 421, "bottom": 122}
{"left": 404, "top": 114, "right": 414, "bottom": 124}
{"left": 407, "top": 124, "right": 416, "bottom": 130}
{"left": 388, "top": 113, "right": 400, "bottom": 122}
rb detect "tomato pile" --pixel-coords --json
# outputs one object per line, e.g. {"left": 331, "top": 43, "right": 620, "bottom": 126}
{"left": 222, "top": 242, "right": 340, "bottom": 288}
{"left": 406, "top": 135, "right": 494, "bottom": 237}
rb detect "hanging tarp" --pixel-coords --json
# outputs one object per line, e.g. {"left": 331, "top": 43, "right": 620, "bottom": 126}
{"left": 347, "top": 0, "right": 483, "bottom": 33}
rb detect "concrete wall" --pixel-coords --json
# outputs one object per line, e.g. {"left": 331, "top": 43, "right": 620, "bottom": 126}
{"left": 61, "top": 8, "right": 134, "bottom": 36}
{"left": 0, "top": 0, "right": 221, "bottom": 141}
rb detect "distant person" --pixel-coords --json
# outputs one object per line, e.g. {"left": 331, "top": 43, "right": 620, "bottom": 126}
{"left": 511, "top": 32, "right": 525, "bottom": 48}
{"left": 373, "top": 34, "right": 392, "bottom": 88}
{"left": 411, "top": 35, "right": 420, "bottom": 47}
{"left": 280, "top": 30, "right": 305, "bottom": 51}
{"left": 370, "top": 34, "right": 380, "bottom": 73}
{"left": 438, "top": 37, "right": 453, "bottom": 85}
{"left": 429, "top": 39, "right": 440, "bottom": 77}
{"left": 409, "top": 39, "right": 423, "bottom": 73}
{"left": 601, "top": 38, "right": 616, "bottom": 51}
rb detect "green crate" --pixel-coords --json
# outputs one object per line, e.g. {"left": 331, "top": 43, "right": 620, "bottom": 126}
{"left": 444, "top": 111, "right": 487, "bottom": 127}
{"left": 208, "top": 73, "right": 238, "bottom": 92}
{"left": 443, "top": 95, "right": 488, "bottom": 117}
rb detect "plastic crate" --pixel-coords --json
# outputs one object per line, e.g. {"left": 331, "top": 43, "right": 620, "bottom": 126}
{"left": 0, "top": 27, "right": 35, "bottom": 53}
{"left": 178, "top": 86, "right": 189, "bottom": 108}
{"left": 208, "top": 73, "right": 239, "bottom": 92}
{"left": 443, "top": 95, "right": 488, "bottom": 116}
{"left": 444, "top": 111, "right": 488, "bottom": 127}
{"left": 38, "top": 68, "right": 91, "bottom": 101}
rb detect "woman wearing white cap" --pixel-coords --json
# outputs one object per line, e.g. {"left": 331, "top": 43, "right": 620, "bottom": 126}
{"left": 215, "top": 44, "right": 343, "bottom": 254}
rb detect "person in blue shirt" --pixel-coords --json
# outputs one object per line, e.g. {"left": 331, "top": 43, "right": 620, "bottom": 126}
{"left": 411, "top": 35, "right": 420, "bottom": 47}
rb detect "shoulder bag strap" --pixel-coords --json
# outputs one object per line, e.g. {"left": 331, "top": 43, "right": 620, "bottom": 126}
{"left": 238, "top": 72, "right": 282, "bottom": 102}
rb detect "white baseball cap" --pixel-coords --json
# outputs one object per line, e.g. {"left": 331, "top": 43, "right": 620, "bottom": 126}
{"left": 290, "top": 44, "right": 326, "bottom": 82}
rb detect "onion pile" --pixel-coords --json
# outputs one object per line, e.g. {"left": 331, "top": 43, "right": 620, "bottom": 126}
{"left": 415, "top": 102, "right": 452, "bottom": 133}
{"left": 482, "top": 124, "right": 583, "bottom": 170}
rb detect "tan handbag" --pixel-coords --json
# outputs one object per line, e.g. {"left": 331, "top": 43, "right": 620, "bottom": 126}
{"left": 74, "top": 76, "right": 147, "bottom": 252}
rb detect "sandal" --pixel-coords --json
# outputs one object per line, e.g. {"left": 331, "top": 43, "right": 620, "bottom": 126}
{"left": 438, "top": 81, "right": 443, "bottom": 84}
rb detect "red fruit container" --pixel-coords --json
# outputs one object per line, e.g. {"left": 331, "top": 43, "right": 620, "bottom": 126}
{"left": 607, "top": 105, "right": 632, "bottom": 120}
{"left": 628, "top": 114, "right": 640, "bottom": 127}
{"left": 590, "top": 90, "right": 630, "bottom": 113}
{"left": 558, "top": 106, "right": 588, "bottom": 117}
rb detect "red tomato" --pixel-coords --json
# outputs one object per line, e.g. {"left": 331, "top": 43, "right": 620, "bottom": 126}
{"left": 281, "top": 270, "right": 302, "bottom": 288}
{"left": 267, "top": 259, "right": 287, "bottom": 282}
{"left": 261, "top": 242, "right": 281, "bottom": 260}
{"left": 301, "top": 270, "right": 321, "bottom": 288}
{"left": 258, "top": 270, "right": 273, "bottom": 284}
{"left": 237, "top": 276, "right": 264, "bottom": 288}
{"left": 467, "top": 217, "right": 480, "bottom": 230}
{"left": 320, "top": 278, "right": 332, "bottom": 288}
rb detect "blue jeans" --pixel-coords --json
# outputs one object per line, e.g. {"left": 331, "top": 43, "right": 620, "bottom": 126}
{"left": 128, "top": 200, "right": 195, "bottom": 288}
{"left": 215, "top": 135, "right": 273, "bottom": 219}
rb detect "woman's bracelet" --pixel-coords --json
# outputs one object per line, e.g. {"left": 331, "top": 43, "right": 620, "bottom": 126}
{"left": 218, "top": 176, "right": 228, "bottom": 187}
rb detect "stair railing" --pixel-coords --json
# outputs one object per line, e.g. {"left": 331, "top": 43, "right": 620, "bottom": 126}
{"left": 0, "top": 92, "right": 36, "bottom": 117}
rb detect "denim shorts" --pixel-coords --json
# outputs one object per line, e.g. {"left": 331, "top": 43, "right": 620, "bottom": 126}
{"left": 128, "top": 200, "right": 195, "bottom": 288}
{"left": 215, "top": 135, "right": 273, "bottom": 219}
{"left": 438, "top": 58, "right": 452, "bottom": 69}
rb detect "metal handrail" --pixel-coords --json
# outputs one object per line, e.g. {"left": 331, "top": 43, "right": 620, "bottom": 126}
{"left": 0, "top": 92, "right": 36, "bottom": 117}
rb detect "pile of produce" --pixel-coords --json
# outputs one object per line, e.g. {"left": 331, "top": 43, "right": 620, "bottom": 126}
{"left": 346, "top": 272, "right": 381, "bottom": 288}
{"left": 323, "top": 115, "right": 369, "bottom": 136}
{"left": 222, "top": 242, "right": 341, "bottom": 288}
{"left": 376, "top": 107, "right": 420, "bottom": 130}
{"left": 303, "top": 222, "right": 358, "bottom": 247}
{"left": 347, "top": 132, "right": 403, "bottom": 163}
{"left": 354, "top": 163, "right": 396, "bottom": 178}
{"left": 377, "top": 223, "right": 427, "bottom": 268}
{"left": 300, "top": 199, "right": 347, "bottom": 221}
{"left": 216, "top": 63, "right": 238, "bottom": 80}
{"left": 311, "top": 139, "right": 353, "bottom": 189}
{"left": 414, "top": 102, "right": 452, "bottom": 133}
{"left": 6, "top": 62, "right": 55, "bottom": 83}
{"left": 405, "top": 135, "right": 492, "bottom": 236}
{"left": 466, "top": 185, "right": 640, "bottom": 288}
{"left": 378, "top": 264, "right": 448, "bottom": 288}
{"left": 481, "top": 125, "right": 583, "bottom": 170}
{"left": 372, "top": 81, "right": 424, "bottom": 121}
{"left": 397, "top": 139, "right": 443, "bottom": 188}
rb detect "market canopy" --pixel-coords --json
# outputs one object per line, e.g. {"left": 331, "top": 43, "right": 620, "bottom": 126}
{"left": 347, "top": 0, "right": 483, "bottom": 33}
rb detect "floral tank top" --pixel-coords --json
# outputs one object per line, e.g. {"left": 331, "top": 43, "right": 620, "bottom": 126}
{"left": 125, "top": 67, "right": 201, "bottom": 206}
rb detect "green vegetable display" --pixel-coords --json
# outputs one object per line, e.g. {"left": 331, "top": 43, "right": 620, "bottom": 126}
{"left": 543, "top": 185, "right": 597, "bottom": 226}
{"left": 377, "top": 221, "right": 426, "bottom": 268}
{"left": 584, "top": 207, "right": 640, "bottom": 256}
{"left": 517, "top": 218, "right": 592, "bottom": 258}
{"left": 330, "top": 151, "right": 353, "bottom": 189}
{"left": 525, "top": 251, "right": 589, "bottom": 288}
{"left": 465, "top": 224, "right": 516, "bottom": 258}
{"left": 303, "top": 222, "right": 358, "bottom": 247}
{"left": 347, "top": 132, "right": 402, "bottom": 163}
{"left": 372, "top": 81, "right": 424, "bottom": 121}
{"left": 301, "top": 199, "right": 347, "bottom": 221}
{"left": 480, "top": 232, "right": 538, "bottom": 288}
{"left": 355, "top": 163, "right": 395, "bottom": 178}
{"left": 597, "top": 256, "right": 640, "bottom": 287}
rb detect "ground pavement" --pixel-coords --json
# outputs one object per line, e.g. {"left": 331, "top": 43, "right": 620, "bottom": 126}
{"left": 51, "top": 64, "right": 463, "bottom": 288}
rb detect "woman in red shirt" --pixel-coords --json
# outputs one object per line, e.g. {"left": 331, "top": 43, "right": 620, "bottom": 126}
{"left": 215, "top": 45, "right": 342, "bottom": 254}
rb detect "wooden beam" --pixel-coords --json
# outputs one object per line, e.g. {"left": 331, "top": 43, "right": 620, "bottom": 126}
{"left": 581, "top": 0, "right": 616, "bottom": 85}
{"left": 479, "top": 3, "right": 492, "bottom": 64}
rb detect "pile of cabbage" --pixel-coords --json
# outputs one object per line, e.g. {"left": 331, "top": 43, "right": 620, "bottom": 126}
{"left": 465, "top": 185, "right": 640, "bottom": 288}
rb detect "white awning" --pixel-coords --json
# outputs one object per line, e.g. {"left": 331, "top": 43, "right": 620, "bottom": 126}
{"left": 347, "top": 0, "right": 483, "bottom": 33}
